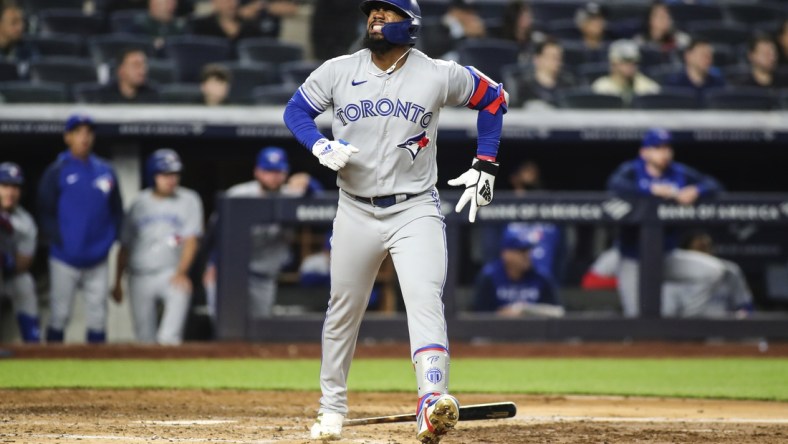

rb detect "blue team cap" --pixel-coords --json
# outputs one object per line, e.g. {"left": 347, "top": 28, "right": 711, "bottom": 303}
{"left": 500, "top": 225, "right": 535, "bottom": 251}
{"left": 642, "top": 128, "right": 672, "bottom": 148}
{"left": 0, "top": 162, "right": 24, "bottom": 185}
{"left": 64, "top": 113, "right": 95, "bottom": 132}
{"left": 256, "top": 146, "right": 289, "bottom": 172}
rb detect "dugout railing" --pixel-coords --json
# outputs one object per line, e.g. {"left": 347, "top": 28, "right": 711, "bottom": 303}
{"left": 215, "top": 191, "right": 788, "bottom": 342}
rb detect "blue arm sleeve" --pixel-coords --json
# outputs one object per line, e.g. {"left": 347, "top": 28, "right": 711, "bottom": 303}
{"left": 476, "top": 107, "right": 504, "bottom": 160}
{"left": 606, "top": 162, "right": 642, "bottom": 196}
{"left": 283, "top": 91, "right": 327, "bottom": 150}
{"left": 464, "top": 67, "right": 508, "bottom": 160}
{"left": 682, "top": 164, "right": 724, "bottom": 197}
{"left": 36, "top": 163, "right": 61, "bottom": 246}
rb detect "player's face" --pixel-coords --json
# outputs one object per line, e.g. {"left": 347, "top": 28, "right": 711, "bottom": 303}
{"left": 502, "top": 248, "right": 532, "bottom": 275}
{"left": 154, "top": 172, "right": 179, "bottom": 196}
{"left": 366, "top": 3, "right": 406, "bottom": 39}
{"left": 0, "top": 184, "right": 20, "bottom": 210}
{"left": 64, "top": 125, "right": 95, "bottom": 159}
{"left": 641, "top": 145, "right": 673, "bottom": 170}
{"left": 255, "top": 168, "right": 287, "bottom": 191}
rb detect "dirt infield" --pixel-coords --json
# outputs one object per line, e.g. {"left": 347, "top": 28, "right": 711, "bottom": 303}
{"left": 1, "top": 342, "right": 787, "bottom": 443}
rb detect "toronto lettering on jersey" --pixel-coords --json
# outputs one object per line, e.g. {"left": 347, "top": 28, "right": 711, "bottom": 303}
{"left": 335, "top": 99, "right": 433, "bottom": 129}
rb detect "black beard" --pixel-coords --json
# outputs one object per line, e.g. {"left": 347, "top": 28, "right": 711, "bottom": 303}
{"left": 363, "top": 33, "right": 397, "bottom": 55}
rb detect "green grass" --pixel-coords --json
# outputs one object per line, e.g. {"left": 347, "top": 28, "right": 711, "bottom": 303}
{"left": 1, "top": 358, "right": 787, "bottom": 401}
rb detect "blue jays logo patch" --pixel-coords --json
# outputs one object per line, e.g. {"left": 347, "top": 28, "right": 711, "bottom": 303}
{"left": 397, "top": 131, "right": 430, "bottom": 161}
{"left": 425, "top": 367, "right": 443, "bottom": 384}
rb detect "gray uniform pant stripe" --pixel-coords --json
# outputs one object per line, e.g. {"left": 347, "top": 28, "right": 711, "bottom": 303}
{"left": 617, "top": 249, "right": 726, "bottom": 318}
{"left": 319, "top": 191, "right": 448, "bottom": 415}
{"left": 129, "top": 269, "right": 191, "bottom": 344}
{"left": 48, "top": 258, "right": 109, "bottom": 332}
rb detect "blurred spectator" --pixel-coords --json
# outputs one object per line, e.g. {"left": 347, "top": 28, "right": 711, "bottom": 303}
{"left": 299, "top": 231, "right": 331, "bottom": 287}
{"left": 200, "top": 63, "right": 231, "bottom": 106}
{"left": 443, "top": 0, "right": 486, "bottom": 42}
{"left": 592, "top": 39, "right": 660, "bottom": 105}
{"left": 129, "top": 0, "right": 188, "bottom": 51}
{"left": 310, "top": 0, "right": 361, "bottom": 61}
{"left": 474, "top": 224, "right": 562, "bottom": 318}
{"left": 732, "top": 35, "right": 788, "bottom": 90}
{"left": 633, "top": 0, "right": 689, "bottom": 53}
{"left": 113, "top": 149, "right": 203, "bottom": 345}
{"left": 606, "top": 128, "right": 726, "bottom": 318}
{"left": 0, "top": 162, "right": 40, "bottom": 343}
{"left": 575, "top": 2, "right": 607, "bottom": 51}
{"left": 107, "top": 0, "right": 194, "bottom": 17}
{"left": 500, "top": 0, "right": 544, "bottom": 61}
{"left": 509, "top": 160, "right": 542, "bottom": 195}
{"left": 97, "top": 48, "right": 160, "bottom": 104}
{"left": 239, "top": 0, "right": 299, "bottom": 37}
{"left": 0, "top": 0, "right": 34, "bottom": 63}
{"left": 38, "top": 114, "right": 124, "bottom": 343}
{"left": 192, "top": 0, "right": 264, "bottom": 43}
{"left": 777, "top": 19, "right": 788, "bottom": 67}
{"left": 513, "top": 38, "right": 575, "bottom": 107}
{"left": 203, "top": 147, "right": 322, "bottom": 319}
{"left": 663, "top": 39, "right": 725, "bottom": 102}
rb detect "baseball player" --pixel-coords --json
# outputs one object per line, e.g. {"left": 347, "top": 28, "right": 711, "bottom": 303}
{"left": 0, "top": 162, "right": 40, "bottom": 342}
{"left": 203, "top": 146, "right": 320, "bottom": 320}
{"left": 37, "top": 114, "right": 123, "bottom": 343}
{"left": 607, "top": 128, "right": 727, "bottom": 318}
{"left": 112, "top": 149, "right": 203, "bottom": 345}
{"left": 283, "top": 1, "right": 508, "bottom": 442}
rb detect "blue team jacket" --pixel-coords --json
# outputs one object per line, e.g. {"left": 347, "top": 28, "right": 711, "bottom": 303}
{"left": 37, "top": 151, "right": 123, "bottom": 267}
{"left": 607, "top": 158, "right": 723, "bottom": 258}
{"left": 474, "top": 259, "right": 559, "bottom": 312}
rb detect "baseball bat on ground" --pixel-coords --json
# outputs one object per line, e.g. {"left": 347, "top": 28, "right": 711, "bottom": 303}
{"left": 343, "top": 402, "right": 517, "bottom": 427}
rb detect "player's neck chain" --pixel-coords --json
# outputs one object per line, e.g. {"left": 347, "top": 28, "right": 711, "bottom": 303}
{"left": 368, "top": 48, "right": 412, "bottom": 77}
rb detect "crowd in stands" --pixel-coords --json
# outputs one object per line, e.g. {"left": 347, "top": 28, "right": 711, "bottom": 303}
{"left": 1, "top": 0, "right": 787, "bottom": 108}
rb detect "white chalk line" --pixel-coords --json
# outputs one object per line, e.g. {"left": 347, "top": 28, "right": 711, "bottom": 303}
{"left": 0, "top": 433, "right": 382, "bottom": 444}
{"left": 517, "top": 415, "right": 788, "bottom": 425}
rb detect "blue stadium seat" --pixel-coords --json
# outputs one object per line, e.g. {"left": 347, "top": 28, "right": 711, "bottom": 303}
{"left": 686, "top": 22, "right": 754, "bottom": 47}
{"left": 217, "top": 62, "right": 278, "bottom": 104}
{"left": 781, "top": 90, "right": 788, "bottom": 110}
{"left": 577, "top": 62, "right": 610, "bottom": 86}
{"left": 456, "top": 38, "right": 520, "bottom": 84}
{"left": 419, "top": 0, "right": 449, "bottom": 19}
{"left": 26, "top": 34, "right": 84, "bottom": 57}
{"left": 0, "top": 81, "right": 68, "bottom": 103}
{"left": 28, "top": 57, "right": 98, "bottom": 86}
{"left": 667, "top": 4, "right": 724, "bottom": 27}
{"left": 561, "top": 41, "right": 608, "bottom": 68}
{"left": 23, "top": 0, "right": 85, "bottom": 13}
{"left": 147, "top": 59, "right": 177, "bottom": 85}
{"left": 88, "top": 35, "right": 154, "bottom": 65}
{"left": 164, "top": 36, "right": 234, "bottom": 83}
{"left": 159, "top": 83, "right": 202, "bottom": 104}
{"left": 253, "top": 84, "right": 297, "bottom": 105}
{"left": 237, "top": 38, "right": 304, "bottom": 65}
{"left": 109, "top": 10, "right": 145, "bottom": 34}
{"left": 558, "top": 87, "right": 624, "bottom": 109}
{"left": 530, "top": 2, "right": 583, "bottom": 23}
{"left": 631, "top": 87, "right": 700, "bottom": 110}
{"left": 37, "top": 10, "right": 106, "bottom": 37}
{"left": 280, "top": 60, "right": 322, "bottom": 87}
{"left": 72, "top": 82, "right": 104, "bottom": 103}
{"left": 0, "top": 61, "right": 20, "bottom": 82}
{"left": 704, "top": 88, "right": 779, "bottom": 111}
{"left": 726, "top": 4, "right": 788, "bottom": 26}
{"left": 709, "top": 45, "right": 743, "bottom": 69}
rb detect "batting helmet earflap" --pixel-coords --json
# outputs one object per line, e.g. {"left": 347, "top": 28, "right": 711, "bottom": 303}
{"left": 145, "top": 148, "right": 183, "bottom": 186}
{"left": 0, "top": 162, "right": 24, "bottom": 186}
{"left": 360, "top": 0, "right": 421, "bottom": 46}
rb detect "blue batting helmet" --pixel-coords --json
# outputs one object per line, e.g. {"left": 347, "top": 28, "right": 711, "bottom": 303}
{"left": 642, "top": 128, "right": 672, "bottom": 148}
{"left": 360, "top": 0, "right": 421, "bottom": 46}
{"left": 0, "top": 162, "right": 24, "bottom": 185}
{"left": 146, "top": 149, "right": 182, "bottom": 185}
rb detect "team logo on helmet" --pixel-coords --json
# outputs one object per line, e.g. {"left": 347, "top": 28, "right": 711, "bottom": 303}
{"left": 425, "top": 367, "right": 443, "bottom": 384}
{"left": 397, "top": 131, "right": 430, "bottom": 160}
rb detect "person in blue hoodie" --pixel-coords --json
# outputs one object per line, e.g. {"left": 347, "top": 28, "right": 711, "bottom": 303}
{"left": 606, "top": 127, "right": 726, "bottom": 318}
{"left": 37, "top": 114, "right": 123, "bottom": 343}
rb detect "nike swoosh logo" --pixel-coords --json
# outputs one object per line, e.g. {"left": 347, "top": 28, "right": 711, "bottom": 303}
{"left": 351, "top": 80, "right": 367, "bottom": 86}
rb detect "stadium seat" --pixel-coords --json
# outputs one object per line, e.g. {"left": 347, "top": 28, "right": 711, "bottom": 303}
{"left": 237, "top": 38, "right": 304, "bottom": 65}
{"left": 28, "top": 57, "right": 98, "bottom": 86}
{"left": 545, "top": 19, "right": 583, "bottom": 41}
{"left": 577, "top": 62, "right": 610, "bottom": 86}
{"left": 0, "top": 61, "right": 19, "bottom": 82}
{"left": 0, "top": 81, "right": 68, "bottom": 103}
{"left": 88, "top": 35, "right": 154, "bottom": 65}
{"left": 686, "top": 22, "right": 754, "bottom": 47}
{"left": 639, "top": 45, "right": 677, "bottom": 69}
{"left": 558, "top": 87, "right": 624, "bottom": 109}
{"left": 726, "top": 4, "right": 788, "bottom": 26}
{"left": 710, "top": 45, "right": 742, "bottom": 69}
{"left": 280, "top": 60, "right": 322, "bottom": 87}
{"left": 631, "top": 87, "right": 700, "bottom": 110}
{"left": 530, "top": 2, "right": 583, "bottom": 23}
{"left": 781, "top": 91, "right": 788, "bottom": 110}
{"left": 159, "top": 83, "right": 202, "bottom": 104}
{"left": 704, "top": 88, "right": 779, "bottom": 111}
{"left": 667, "top": 4, "right": 724, "bottom": 27}
{"left": 561, "top": 41, "right": 608, "bottom": 67}
{"left": 456, "top": 38, "right": 520, "bottom": 85}
{"left": 419, "top": 0, "right": 449, "bottom": 19}
{"left": 147, "top": 59, "right": 177, "bottom": 85}
{"left": 23, "top": 0, "right": 85, "bottom": 13}
{"left": 109, "top": 10, "right": 145, "bottom": 34}
{"left": 72, "top": 82, "right": 104, "bottom": 103}
{"left": 252, "top": 85, "right": 297, "bottom": 105}
{"left": 37, "top": 10, "right": 106, "bottom": 37}
{"left": 26, "top": 34, "right": 84, "bottom": 57}
{"left": 218, "top": 62, "right": 278, "bottom": 104}
{"left": 164, "top": 36, "right": 234, "bottom": 83}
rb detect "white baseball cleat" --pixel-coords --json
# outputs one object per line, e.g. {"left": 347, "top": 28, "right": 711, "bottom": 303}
{"left": 309, "top": 411, "right": 344, "bottom": 440}
{"left": 416, "top": 394, "right": 460, "bottom": 444}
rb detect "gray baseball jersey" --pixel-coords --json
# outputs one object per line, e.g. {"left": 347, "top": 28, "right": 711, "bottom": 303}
{"left": 0, "top": 206, "right": 38, "bottom": 317}
{"left": 299, "top": 48, "right": 474, "bottom": 197}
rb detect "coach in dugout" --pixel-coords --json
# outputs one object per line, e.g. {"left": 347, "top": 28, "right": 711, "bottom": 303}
{"left": 606, "top": 128, "right": 726, "bottom": 318}
{"left": 37, "top": 114, "right": 124, "bottom": 343}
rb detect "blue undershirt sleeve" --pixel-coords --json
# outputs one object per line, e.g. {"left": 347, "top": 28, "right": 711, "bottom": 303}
{"left": 283, "top": 91, "right": 327, "bottom": 150}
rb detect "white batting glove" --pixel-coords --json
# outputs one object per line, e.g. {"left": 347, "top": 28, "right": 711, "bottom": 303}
{"left": 311, "top": 138, "right": 360, "bottom": 171}
{"left": 447, "top": 158, "right": 499, "bottom": 223}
